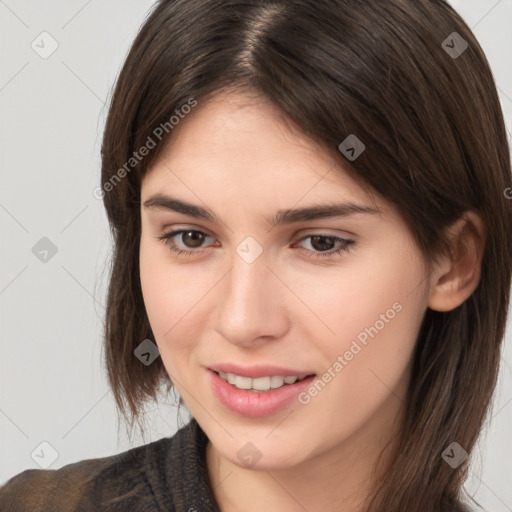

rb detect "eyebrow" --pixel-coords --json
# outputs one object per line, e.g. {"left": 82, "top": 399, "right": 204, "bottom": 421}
{"left": 142, "top": 194, "right": 380, "bottom": 226}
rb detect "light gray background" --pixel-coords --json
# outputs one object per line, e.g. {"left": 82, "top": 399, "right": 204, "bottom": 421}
{"left": 0, "top": 1, "right": 511, "bottom": 510}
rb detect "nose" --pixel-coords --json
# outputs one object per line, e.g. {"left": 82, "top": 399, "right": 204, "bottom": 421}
{"left": 213, "top": 249, "right": 290, "bottom": 348}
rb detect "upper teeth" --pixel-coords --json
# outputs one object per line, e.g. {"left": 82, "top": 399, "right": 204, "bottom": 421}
{"left": 218, "top": 372, "right": 307, "bottom": 391}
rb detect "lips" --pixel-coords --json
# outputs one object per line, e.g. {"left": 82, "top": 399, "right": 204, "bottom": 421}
{"left": 208, "top": 369, "right": 317, "bottom": 417}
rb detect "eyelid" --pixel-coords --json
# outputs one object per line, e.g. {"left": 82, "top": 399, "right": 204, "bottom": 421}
{"left": 294, "top": 227, "right": 357, "bottom": 239}
{"left": 159, "top": 223, "right": 214, "bottom": 235}
{"left": 159, "top": 224, "right": 356, "bottom": 240}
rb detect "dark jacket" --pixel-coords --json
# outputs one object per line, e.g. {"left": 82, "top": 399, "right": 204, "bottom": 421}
{"left": 0, "top": 418, "right": 221, "bottom": 511}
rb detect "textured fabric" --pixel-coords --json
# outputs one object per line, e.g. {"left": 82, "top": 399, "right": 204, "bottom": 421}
{"left": 0, "top": 418, "right": 221, "bottom": 511}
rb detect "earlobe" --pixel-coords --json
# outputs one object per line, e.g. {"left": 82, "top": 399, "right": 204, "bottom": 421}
{"left": 427, "top": 211, "right": 487, "bottom": 312}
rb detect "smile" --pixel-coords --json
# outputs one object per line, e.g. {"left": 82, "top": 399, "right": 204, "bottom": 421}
{"left": 216, "top": 371, "right": 310, "bottom": 392}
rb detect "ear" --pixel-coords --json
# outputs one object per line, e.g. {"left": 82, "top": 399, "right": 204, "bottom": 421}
{"left": 428, "top": 211, "right": 487, "bottom": 312}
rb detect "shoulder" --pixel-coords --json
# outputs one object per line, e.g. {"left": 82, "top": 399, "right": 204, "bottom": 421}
{"left": 0, "top": 435, "right": 173, "bottom": 512}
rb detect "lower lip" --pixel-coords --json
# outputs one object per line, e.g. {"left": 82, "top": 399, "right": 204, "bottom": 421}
{"left": 208, "top": 369, "right": 316, "bottom": 418}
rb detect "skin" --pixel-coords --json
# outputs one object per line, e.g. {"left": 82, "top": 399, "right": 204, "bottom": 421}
{"left": 139, "top": 89, "right": 486, "bottom": 512}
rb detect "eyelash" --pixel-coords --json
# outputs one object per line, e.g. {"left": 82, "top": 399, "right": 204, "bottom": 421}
{"left": 156, "top": 229, "right": 355, "bottom": 260}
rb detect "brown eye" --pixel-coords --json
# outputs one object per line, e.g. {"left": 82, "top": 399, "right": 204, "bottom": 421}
{"left": 309, "top": 235, "right": 337, "bottom": 252}
{"left": 296, "top": 235, "right": 355, "bottom": 259}
{"left": 180, "top": 230, "right": 206, "bottom": 248}
{"left": 156, "top": 229, "right": 215, "bottom": 256}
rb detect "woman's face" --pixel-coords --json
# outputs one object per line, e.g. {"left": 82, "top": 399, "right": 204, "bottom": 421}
{"left": 139, "top": 89, "right": 430, "bottom": 470}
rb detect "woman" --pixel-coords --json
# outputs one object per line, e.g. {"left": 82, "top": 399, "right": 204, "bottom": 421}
{"left": 1, "top": 0, "right": 510, "bottom": 510}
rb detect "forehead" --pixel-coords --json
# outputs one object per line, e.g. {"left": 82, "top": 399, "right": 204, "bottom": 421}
{"left": 142, "top": 90, "right": 383, "bottom": 214}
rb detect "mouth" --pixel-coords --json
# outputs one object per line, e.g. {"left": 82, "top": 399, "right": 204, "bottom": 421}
{"left": 208, "top": 368, "right": 317, "bottom": 417}
{"left": 213, "top": 371, "right": 314, "bottom": 392}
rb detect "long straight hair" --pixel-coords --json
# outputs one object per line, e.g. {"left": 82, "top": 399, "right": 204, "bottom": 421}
{"left": 99, "top": 1, "right": 512, "bottom": 510}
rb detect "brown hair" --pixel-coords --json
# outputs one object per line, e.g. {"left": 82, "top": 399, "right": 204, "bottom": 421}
{"left": 99, "top": 1, "right": 512, "bottom": 510}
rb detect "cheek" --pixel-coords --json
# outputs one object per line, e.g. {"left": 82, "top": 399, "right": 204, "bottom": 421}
{"left": 289, "top": 241, "right": 426, "bottom": 404}
{"left": 139, "top": 236, "right": 215, "bottom": 371}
